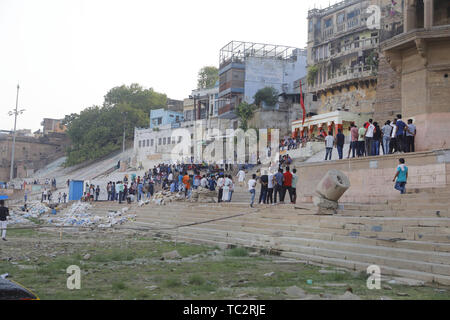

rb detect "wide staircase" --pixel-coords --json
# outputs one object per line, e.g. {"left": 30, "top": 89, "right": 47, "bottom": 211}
{"left": 87, "top": 186, "right": 450, "bottom": 286}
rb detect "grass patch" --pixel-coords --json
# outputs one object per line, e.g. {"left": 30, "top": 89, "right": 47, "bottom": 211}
{"left": 112, "top": 281, "right": 127, "bottom": 291}
{"left": 91, "top": 249, "right": 137, "bottom": 262}
{"left": 188, "top": 275, "right": 205, "bottom": 286}
{"left": 225, "top": 247, "right": 249, "bottom": 257}
{"left": 164, "top": 278, "right": 182, "bottom": 288}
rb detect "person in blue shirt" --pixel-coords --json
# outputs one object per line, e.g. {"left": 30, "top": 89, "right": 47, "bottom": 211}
{"left": 208, "top": 176, "right": 217, "bottom": 191}
{"left": 393, "top": 158, "right": 408, "bottom": 194}
{"left": 395, "top": 114, "right": 407, "bottom": 153}
{"left": 170, "top": 181, "right": 176, "bottom": 193}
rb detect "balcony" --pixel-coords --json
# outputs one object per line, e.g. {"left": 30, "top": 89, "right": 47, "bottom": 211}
{"left": 310, "top": 65, "right": 376, "bottom": 92}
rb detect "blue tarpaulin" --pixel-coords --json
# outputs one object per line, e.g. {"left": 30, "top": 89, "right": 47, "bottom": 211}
{"left": 0, "top": 195, "right": 9, "bottom": 200}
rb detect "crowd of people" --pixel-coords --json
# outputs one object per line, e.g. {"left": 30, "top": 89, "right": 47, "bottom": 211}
{"left": 322, "top": 114, "right": 416, "bottom": 161}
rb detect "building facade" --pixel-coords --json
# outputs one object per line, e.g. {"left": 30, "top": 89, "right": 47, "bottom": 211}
{"left": 293, "top": 0, "right": 404, "bottom": 137}
{"left": 382, "top": 0, "right": 450, "bottom": 151}
{"left": 218, "top": 41, "right": 307, "bottom": 120}
{"left": 149, "top": 108, "right": 184, "bottom": 129}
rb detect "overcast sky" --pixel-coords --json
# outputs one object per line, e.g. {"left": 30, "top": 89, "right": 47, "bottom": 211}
{"left": 0, "top": 0, "right": 337, "bottom": 132}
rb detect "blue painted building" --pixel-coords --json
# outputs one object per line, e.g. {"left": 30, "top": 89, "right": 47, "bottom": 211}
{"left": 150, "top": 108, "right": 184, "bottom": 129}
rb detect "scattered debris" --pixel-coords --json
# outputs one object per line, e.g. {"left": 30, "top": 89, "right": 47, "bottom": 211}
{"left": 382, "top": 285, "right": 393, "bottom": 290}
{"left": 162, "top": 250, "right": 181, "bottom": 260}
{"left": 145, "top": 286, "right": 159, "bottom": 291}
{"left": 396, "top": 292, "right": 410, "bottom": 297}
{"left": 83, "top": 254, "right": 91, "bottom": 260}
{"left": 263, "top": 272, "right": 275, "bottom": 277}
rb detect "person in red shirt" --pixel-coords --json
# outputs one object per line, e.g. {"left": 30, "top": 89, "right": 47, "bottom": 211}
{"left": 281, "top": 167, "right": 294, "bottom": 203}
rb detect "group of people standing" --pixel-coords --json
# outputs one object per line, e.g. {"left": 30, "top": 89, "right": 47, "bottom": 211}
{"left": 323, "top": 114, "right": 417, "bottom": 161}
{"left": 248, "top": 166, "right": 298, "bottom": 208}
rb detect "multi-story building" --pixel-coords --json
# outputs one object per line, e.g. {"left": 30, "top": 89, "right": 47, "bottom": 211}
{"left": 218, "top": 41, "right": 307, "bottom": 121}
{"left": 149, "top": 108, "right": 184, "bottom": 129}
{"left": 381, "top": 0, "right": 450, "bottom": 151}
{"left": 41, "top": 118, "right": 67, "bottom": 135}
{"left": 292, "top": 0, "right": 404, "bottom": 137}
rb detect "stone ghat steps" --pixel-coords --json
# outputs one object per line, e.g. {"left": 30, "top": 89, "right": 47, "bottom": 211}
{"left": 87, "top": 203, "right": 450, "bottom": 284}
{"left": 132, "top": 211, "right": 450, "bottom": 246}
{"left": 138, "top": 224, "right": 450, "bottom": 285}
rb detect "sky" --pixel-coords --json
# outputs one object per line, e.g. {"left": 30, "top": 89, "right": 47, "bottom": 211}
{"left": 0, "top": 0, "right": 338, "bottom": 132}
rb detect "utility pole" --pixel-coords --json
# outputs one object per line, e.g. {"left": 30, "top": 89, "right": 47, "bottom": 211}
{"left": 9, "top": 84, "right": 24, "bottom": 182}
{"left": 122, "top": 112, "right": 127, "bottom": 153}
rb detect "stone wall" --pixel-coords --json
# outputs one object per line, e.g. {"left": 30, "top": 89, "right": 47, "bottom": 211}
{"left": 317, "top": 82, "right": 377, "bottom": 115}
{"left": 296, "top": 150, "right": 450, "bottom": 204}
{"left": 248, "top": 109, "right": 291, "bottom": 137}
{"left": 0, "top": 133, "right": 69, "bottom": 181}
{"left": 373, "top": 53, "right": 402, "bottom": 123}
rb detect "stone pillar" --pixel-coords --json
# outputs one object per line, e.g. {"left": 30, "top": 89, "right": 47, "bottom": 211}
{"left": 404, "top": 0, "right": 417, "bottom": 32}
{"left": 424, "top": 0, "right": 434, "bottom": 29}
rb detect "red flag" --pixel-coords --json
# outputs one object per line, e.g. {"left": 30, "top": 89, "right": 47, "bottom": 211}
{"left": 299, "top": 80, "right": 306, "bottom": 125}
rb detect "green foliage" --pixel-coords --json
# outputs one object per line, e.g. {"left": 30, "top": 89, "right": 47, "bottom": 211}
{"left": 63, "top": 84, "right": 167, "bottom": 167}
{"left": 307, "top": 65, "right": 319, "bottom": 86}
{"left": 197, "top": 66, "right": 219, "bottom": 89}
{"left": 225, "top": 247, "right": 249, "bottom": 257}
{"left": 235, "top": 102, "right": 257, "bottom": 131}
{"left": 253, "top": 87, "right": 278, "bottom": 107}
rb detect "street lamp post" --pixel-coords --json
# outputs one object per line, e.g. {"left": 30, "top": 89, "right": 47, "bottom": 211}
{"left": 8, "top": 84, "right": 25, "bottom": 182}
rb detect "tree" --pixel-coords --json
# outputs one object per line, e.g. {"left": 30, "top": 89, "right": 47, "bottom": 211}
{"left": 253, "top": 87, "right": 278, "bottom": 108}
{"left": 104, "top": 83, "right": 167, "bottom": 114}
{"left": 307, "top": 65, "right": 319, "bottom": 86}
{"left": 63, "top": 84, "right": 168, "bottom": 167}
{"left": 235, "top": 102, "right": 257, "bottom": 131}
{"left": 197, "top": 66, "right": 219, "bottom": 89}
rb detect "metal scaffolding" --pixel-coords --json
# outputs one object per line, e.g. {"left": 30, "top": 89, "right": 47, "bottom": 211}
{"left": 219, "top": 41, "right": 305, "bottom": 67}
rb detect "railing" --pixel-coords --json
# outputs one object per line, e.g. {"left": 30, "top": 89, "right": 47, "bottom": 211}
{"left": 311, "top": 65, "right": 376, "bottom": 91}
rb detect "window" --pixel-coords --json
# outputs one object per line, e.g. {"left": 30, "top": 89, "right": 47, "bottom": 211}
{"left": 324, "top": 18, "right": 333, "bottom": 28}
{"left": 138, "top": 141, "right": 142, "bottom": 148}
{"left": 146, "top": 139, "right": 149, "bottom": 147}
{"left": 159, "top": 138, "right": 162, "bottom": 145}
{"left": 178, "top": 136, "right": 182, "bottom": 143}
{"left": 172, "top": 137, "right": 176, "bottom": 144}
{"left": 337, "top": 13, "right": 345, "bottom": 24}
{"left": 312, "top": 95, "right": 318, "bottom": 102}
{"left": 176, "top": 116, "right": 179, "bottom": 122}
{"left": 163, "top": 137, "right": 166, "bottom": 145}
{"left": 151, "top": 139, "right": 154, "bottom": 146}
{"left": 309, "top": 20, "right": 313, "bottom": 31}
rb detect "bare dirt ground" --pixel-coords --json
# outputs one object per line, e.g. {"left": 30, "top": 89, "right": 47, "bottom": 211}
{"left": 1, "top": 227, "right": 449, "bottom": 300}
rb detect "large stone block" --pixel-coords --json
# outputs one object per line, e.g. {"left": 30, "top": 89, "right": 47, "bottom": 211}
{"left": 315, "top": 170, "right": 350, "bottom": 202}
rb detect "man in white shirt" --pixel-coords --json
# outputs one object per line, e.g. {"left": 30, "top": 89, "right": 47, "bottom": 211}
{"left": 390, "top": 119, "right": 398, "bottom": 154}
{"left": 324, "top": 132, "right": 334, "bottom": 161}
{"left": 200, "top": 175, "right": 208, "bottom": 189}
{"left": 237, "top": 169, "right": 246, "bottom": 187}
{"left": 365, "top": 119, "right": 375, "bottom": 156}
{"left": 222, "top": 175, "right": 232, "bottom": 202}
{"left": 248, "top": 174, "right": 257, "bottom": 208}
{"left": 267, "top": 171, "right": 274, "bottom": 204}
{"left": 217, "top": 174, "right": 225, "bottom": 203}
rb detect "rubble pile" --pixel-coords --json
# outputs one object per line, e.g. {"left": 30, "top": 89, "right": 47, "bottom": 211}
{"left": 45, "top": 203, "right": 136, "bottom": 228}
{"left": 9, "top": 201, "right": 135, "bottom": 229}
{"left": 151, "top": 191, "right": 186, "bottom": 206}
{"left": 190, "top": 188, "right": 217, "bottom": 203}
{"left": 8, "top": 202, "right": 51, "bottom": 225}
